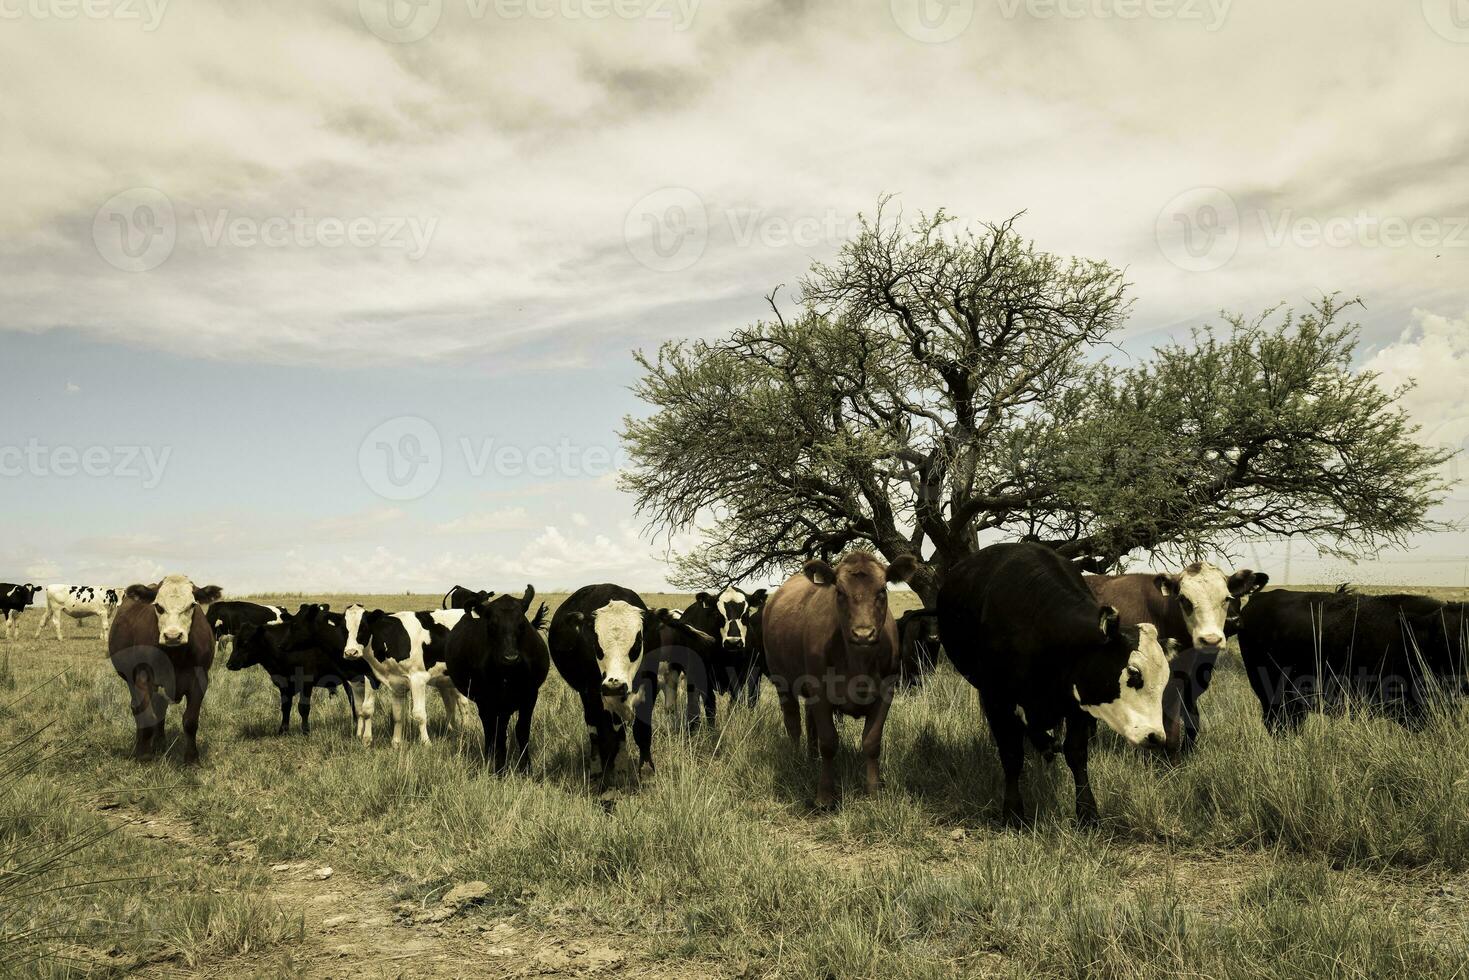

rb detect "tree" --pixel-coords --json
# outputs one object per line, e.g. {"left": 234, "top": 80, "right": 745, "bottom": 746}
{"left": 620, "top": 206, "right": 1452, "bottom": 605}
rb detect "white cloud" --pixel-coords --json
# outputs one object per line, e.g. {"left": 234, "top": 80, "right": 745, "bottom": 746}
{"left": 433, "top": 507, "right": 534, "bottom": 534}
{"left": 1364, "top": 309, "right": 1469, "bottom": 442}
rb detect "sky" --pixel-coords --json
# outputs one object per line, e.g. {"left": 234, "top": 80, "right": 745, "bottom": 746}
{"left": 1, "top": 0, "right": 1467, "bottom": 594}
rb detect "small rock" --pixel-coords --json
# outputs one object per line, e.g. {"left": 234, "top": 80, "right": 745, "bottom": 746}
{"left": 323, "top": 915, "right": 352, "bottom": 929}
{"left": 949, "top": 828, "right": 967, "bottom": 842}
{"left": 312, "top": 866, "right": 333, "bottom": 880}
{"left": 271, "top": 863, "right": 293, "bottom": 873}
{"left": 443, "top": 881, "right": 492, "bottom": 907}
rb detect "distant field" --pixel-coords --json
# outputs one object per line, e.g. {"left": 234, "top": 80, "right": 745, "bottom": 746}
{"left": 3, "top": 588, "right": 1468, "bottom": 977}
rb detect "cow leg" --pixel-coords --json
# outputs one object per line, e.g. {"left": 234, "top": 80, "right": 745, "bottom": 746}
{"left": 130, "top": 666, "right": 158, "bottom": 759}
{"left": 180, "top": 674, "right": 206, "bottom": 764}
{"left": 859, "top": 701, "right": 891, "bottom": 795}
{"left": 632, "top": 714, "right": 653, "bottom": 775}
{"left": 99, "top": 609, "right": 111, "bottom": 641}
{"left": 983, "top": 698, "right": 1027, "bottom": 826}
{"left": 474, "top": 700, "right": 500, "bottom": 770}
{"left": 777, "top": 688, "right": 802, "bottom": 744}
{"left": 809, "top": 701, "right": 839, "bottom": 809}
{"left": 298, "top": 681, "right": 315, "bottom": 736}
{"left": 700, "top": 669, "right": 717, "bottom": 729}
{"left": 513, "top": 693, "right": 538, "bottom": 773}
{"left": 1063, "top": 713, "right": 1098, "bottom": 827}
{"left": 34, "top": 606, "right": 52, "bottom": 640}
{"left": 408, "top": 674, "right": 431, "bottom": 745}
{"left": 341, "top": 675, "right": 358, "bottom": 732}
{"left": 275, "top": 680, "right": 293, "bottom": 735}
{"left": 357, "top": 678, "right": 376, "bottom": 744}
{"left": 491, "top": 710, "right": 511, "bottom": 773}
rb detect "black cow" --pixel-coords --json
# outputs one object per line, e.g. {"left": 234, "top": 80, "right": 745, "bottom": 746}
{"left": 936, "top": 542, "right": 1171, "bottom": 826}
{"left": 443, "top": 585, "right": 495, "bottom": 610}
{"left": 895, "top": 608, "right": 942, "bottom": 687}
{"left": 1237, "top": 589, "right": 1469, "bottom": 731}
{"left": 226, "top": 616, "right": 367, "bottom": 735}
{"left": 547, "top": 584, "right": 714, "bottom": 786}
{"left": 284, "top": 604, "right": 381, "bottom": 741}
{"left": 444, "top": 586, "right": 550, "bottom": 772}
{"left": 0, "top": 583, "right": 39, "bottom": 640}
{"left": 675, "top": 586, "right": 769, "bottom": 719}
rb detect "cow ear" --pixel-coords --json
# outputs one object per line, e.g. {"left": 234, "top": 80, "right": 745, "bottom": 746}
{"left": 1098, "top": 605, "right": 1121, "bottom": 639}
{"left": 747, "top": 589, "right": 768, "bottom": 606}
{"left": 885, "top": 554, "right": 920, "bottom": 584}
{"left": 126, "top": 583, "right": 159, "bottom": 602}
{"left": 320, "top": 602, "right": 331, "bottom": 611}
{"left": 695, "top": 591, "right": 713, "bottom": 604}
{"left": 520, "top": 585, "right": 535, "bottom": 611}
{"left": 802, "top": 559, "right": 836, "bottom": 587}
{"left": 1229, "top": 570, "right": 1268, "bottom": 596}
{"left": 1153, "top": 573, "right": 1176, "bottom": 597}
{"left": 194, "top": 585, "right": 223, "bottom": 604}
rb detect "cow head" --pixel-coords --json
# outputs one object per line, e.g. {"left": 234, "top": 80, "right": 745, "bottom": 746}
{"left": 694, "top": 586, "right": 768, "bottom": 652}
{"left": 227, "top": 622, "right": 265, "bottom": 670}
{"left": 287, "top": 603, "right": 344, "bottom": 653}
{"left": 1154, "top": 562, "right": 1268, "bottom": 650}
{"left": 341, "top": 605, "right": 386, "bottom": 660}
{"left": 10, "top": 584, "right": 40, "bottom": 605}
{"left": 802, "top": 553, "right": 919, "bottom": 647}
{"left": 126, "top": 575, "right": 222, "bottom": 647}
{"left": 468, "top": 586, "right": 538, "bottom": 668}
{"left": 1072, "top": 611, "right": 1169, "bottom": 747}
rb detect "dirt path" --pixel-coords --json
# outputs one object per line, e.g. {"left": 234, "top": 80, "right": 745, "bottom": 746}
{"left": 96, "top": 806, "right": 698, "bottom": 979}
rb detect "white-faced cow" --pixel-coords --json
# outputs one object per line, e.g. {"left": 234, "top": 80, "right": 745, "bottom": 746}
{"left": 546, "top": 584, "right": 713, "bottom": 787}
{"left": 108, "top": 576, "right": 222, "bottom": 762}
{"left": 672, "top": 586, "right": 770, "bottom": 722}
{"left": 762, "top": 552, "right": 919, "bottom": 809}
{"left": 938, "top": 542, "right": 1169, "bottom": 826}
{"left": 0, "top": 583, "right": 39, "bottom": 640}
{"left": 286, "top": 604, "right": 380, "bottom": 742}
{"left": 36, "top": 584, "right": 123, "bottom": 643}
{"left": 342, "top": 605, "right": 473, "bottom": 746}
{"left": 1086, "top": 563, "right": 1268, "bottom": 752}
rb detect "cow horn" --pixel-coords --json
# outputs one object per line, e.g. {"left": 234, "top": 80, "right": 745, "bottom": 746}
{"left": 521, "top": 585, "right": 535, "bottom": 609}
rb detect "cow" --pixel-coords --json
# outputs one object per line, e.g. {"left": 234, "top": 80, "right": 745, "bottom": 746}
{"left": 1086, "top": 563, "right": 1268, "bottom": 753}
{"left": 937, "top": 542, "right": 1169, "bottom": 826}
{"left": 284, "top": 604, "right": 381, "bottom": 743}
{"left": 342, "top": 605, "right": 473, "bottom": 746}
{"left": 763, "top": 552, "right": 919, "bottom": 809}
{"left": 672, "top": 586, "right": 770, "bottom": 722}
{"left": 107, "top": 576, "right": 222, "bottom": 762}
{"left": 443, "top": 585, "right": 495, "bottom": 610}
{"left": 895, "top": 608, "right": 942, "bottom": 687}
{"left": 225, "top": 613, "right": 367, "bottom": 736}
{"left": 444, "top": 587, "right": 550, "bottom": 772}
{"left": 0, "top": 583, "right": 39, "bottom": 640}
{"left": 207, "top": 600, "right": 290, "bottom": 657}
{"left": 35, "top": 584, "right": 123, "bottom": 643}
{"left": 1237, "top": 589, "right": 1469, "bottom": 731}
{"left": 546, "top": 584, "right": 713, "bottom": 786}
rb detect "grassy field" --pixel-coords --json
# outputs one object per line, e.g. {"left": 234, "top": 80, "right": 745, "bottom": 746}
{"left": 3, "top": 587, "right": 1469, "bottom": 978}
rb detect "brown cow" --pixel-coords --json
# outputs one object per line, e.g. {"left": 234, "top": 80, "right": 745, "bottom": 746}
{"left": 1086, "top": 563, "right": 1268, "bottom": 753}
{"left": 108, "top": 575, "right": 221, "bottom": 763}
{"left": 763, "top": 552, "right": 919, "bottom": 808}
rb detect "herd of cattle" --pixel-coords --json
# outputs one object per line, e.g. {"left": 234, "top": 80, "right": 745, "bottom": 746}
{"left": 2, "top": 540, "right": 1466, "bottom": 822}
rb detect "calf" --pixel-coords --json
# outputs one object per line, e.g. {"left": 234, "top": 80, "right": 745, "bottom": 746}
{"left": 36, "top": 584, "right": 122, "bottom": 643}
{"left": 343, "top": 605, "right": 473, "bottom": 745}
{"left": 0, "top": 583, "right": 39, "bottom": 640}
{"left": 546, "top": 584, "right": 709, "bottom": 786}
{"left": 285, "top": 604, "right": 380, "bottom": 742}
{"left": 938, "top": 542, "right": 1169, "bottom": 826}
{"left": 108, "top": 576, "right": 222, "bottom": 762}
{"left": 763, "top": 552, "right": 919, "bottom": 809}
{"left": 207, "top": 600, "right": 289, "bottom": 656}
{"left": 895, "top": 608, "right": 942, "bottom": 687}
{"left": 1086, "top": 563, "right": 1268, "bottom": 752}
{"left": 673, "top": 587, "right": 769, "bottom": 721}
{"left": 443, "top": 585, "right": 495, "bottom": 610}
{"left": 445, "top": 587, "right": 550, "bottom": 772}
{"left": 1237, "top": 589, "right": 1468, "bottom": 731}
{"left": 226, "top": 615, "right": 366, "bottom": 736}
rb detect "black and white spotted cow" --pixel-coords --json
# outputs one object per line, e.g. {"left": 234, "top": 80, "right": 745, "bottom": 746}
{"left": 34, "top": 584, "right": 123, "bottom": 643}
{"left": 342, "top": 605, "right": 473, "bottom": 746}
{"left": 673, "top": 586, "right": 769, "bottom": 720}
{"left": 0, "top": 583, "right": 40, "bottom": 640}
{"left": 207, "top": 600, "right": 290, "bottom": 657}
